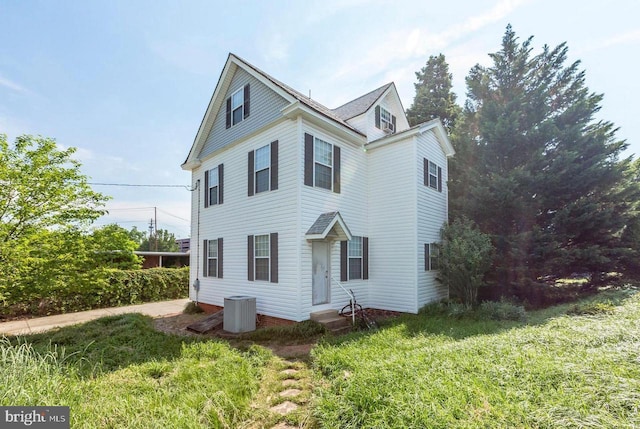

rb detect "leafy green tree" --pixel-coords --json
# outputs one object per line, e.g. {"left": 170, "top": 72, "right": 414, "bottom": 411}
{"left": 437, "top": 217, "right": 494, "bottom": 308}
{"left": 453, "top": 26, "right": 640, "bottom": 286}
{"left": 89, "top": 224, "right": 142, "bottom": 270}
{"left": 139, "top": 228, "right": 179, "bottom": 252}
{"left": 0, "top": 134, "right": 109, "bottom": 302}
{"left": 406, "top": 54, "right": 460, "bottom": 130}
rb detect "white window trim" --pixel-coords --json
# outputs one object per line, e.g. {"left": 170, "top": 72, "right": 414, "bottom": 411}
{"left": 254, "top": 234, "right": 270, "bottom": 282}
{"left": 428, "top": 160, "right": 438, "bottom": 190}
{"left": 208, "top": 166, "right": 219, "bottom": 205}
{"left": 348, "top": 236, "right": 363, "bottom": 280}
{"left": 428, "top": 242, "right": 440, "bottom": 271}
{"left": 313, "top": 136, "right": 333, "bottom": 191}
{"left": 380, "top": 106, "right": 392, "bottom": 129}
{"left": 231, "top": 87, "right": 244, "bottom": 126}
{"left": 254, "top": 144, "right": 271, "bottom": 194}
{"left": 208, "top": 239, "right": 219, "bottom": 277}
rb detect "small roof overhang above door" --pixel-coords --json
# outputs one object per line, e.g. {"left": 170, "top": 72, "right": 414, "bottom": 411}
{"left": 305, "top": 211, "right": 352, "bottom": 241}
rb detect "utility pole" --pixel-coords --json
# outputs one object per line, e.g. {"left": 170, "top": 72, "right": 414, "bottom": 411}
{"left": 154, "top": 206, "right": 158, "bottom": 251}
{"left": 148, "top": 218, "right": 154, "bottom": 251}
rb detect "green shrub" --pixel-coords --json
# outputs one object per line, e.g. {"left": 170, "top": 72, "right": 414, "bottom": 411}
{"left": 438, "top": 217, "right": 495, "bottom": 309}
{"left": 477, "top": 300, "right": 527, "bottom": 321}
{"left": 1, "top": 267, "right": 188, "bottom": 318}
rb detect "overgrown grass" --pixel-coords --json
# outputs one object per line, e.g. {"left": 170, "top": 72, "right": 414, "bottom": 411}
{"left": 239, "top": 320, "right": 327, "bottom": 344}
{"left": 312, "top": 287, "right": 640, "bottom": 428}
{"left": 1, "top": 314, "right": 273, "bottom": 428}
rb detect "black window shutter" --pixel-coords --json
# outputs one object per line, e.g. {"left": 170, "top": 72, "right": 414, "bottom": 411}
{"left": 340, "top": 241, "right": 347, "bottom": 282}
{"left": 218, "top": 164, "right": 224, "bottom": 204}
{"left": 248, "top": 235, "right": 254, "bottom": 281}
{"left": 392, "top": 115, "right": 396, "bottom": 132}
{"left": 270, "top": 232, "right": 278, "bottom": 283}
{"left": 270, "top": 140, "right": 278, "bottom": 191}
{"left": 375, "top": 105, "right": 381, "bottom": 129}
{"left": 437, "top": 166, "right": 443, "bottom": 192}
{"left": 225, "top": 97, "right": 231, "bottom": 129}
{"left": 203, "top": 239, "right": 208, "bottom": 277}
{"left": 363, "top": 237, "right": 369, "bottom": 280}
{"left": 217, "top": 238, "right": 223, "bottom": 279}
{"left": 425, "top": 243, "right": 430, "bottom": 271}
{"left": 243, "top": 83, "right": 250, "bottom": 119}
{"left": 423, "top": 158, "right": 428, "bottom": 187}
{"left": 304, "top": 133, "right": 314, "bottom": 186}
{"left": 333, "top": 145, "right": 341, "bottom": 194}
{"left": 248, "top": 150, "right": 255, "bottom": 196}
{"left": 204, "top": 170, "right": 210, "bottom": 208}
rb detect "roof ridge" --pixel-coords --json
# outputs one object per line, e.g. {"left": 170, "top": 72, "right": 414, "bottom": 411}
{"left": 331, "top": 82, "right": 394, "bottom": 121}
{"left": 231, "top": 54, "right": 363, "bottom": 135}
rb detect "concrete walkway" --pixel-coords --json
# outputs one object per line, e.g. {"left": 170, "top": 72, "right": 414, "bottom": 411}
{"left": 0, "top": 298, "right": 190, "bottom": 336}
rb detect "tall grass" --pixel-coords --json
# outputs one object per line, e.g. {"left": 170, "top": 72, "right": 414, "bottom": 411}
{"left": 1, "top": 314, "right": 273, "bottom": 428}
{"left": 312, "top": 288, "right": 640, "bottom": 428}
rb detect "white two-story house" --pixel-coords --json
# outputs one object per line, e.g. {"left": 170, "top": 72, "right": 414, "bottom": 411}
{"left": 182, "top": 54, "right": 454, "bottom": 323}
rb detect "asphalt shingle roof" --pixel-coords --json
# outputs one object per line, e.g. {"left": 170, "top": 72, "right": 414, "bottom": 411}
{"left": 331, "top": 83, "right": 393, "bottom": 121}
{"left": 305, "top": 212, "right": 340, "bottom": 235}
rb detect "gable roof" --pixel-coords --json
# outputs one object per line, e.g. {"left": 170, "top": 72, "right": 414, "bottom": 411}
{"left": 332, "top": 83, "right": 393, "bottom": 120}
{"left": 183, "top": 54, "right": 374, "bottom": 169}
{"left": 305, "top": 211, "right": 352, "bottom": 241}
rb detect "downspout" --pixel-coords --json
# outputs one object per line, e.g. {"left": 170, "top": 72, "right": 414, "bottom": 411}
{"left": 192, "top": 179, "right": 201, "bottom": 304}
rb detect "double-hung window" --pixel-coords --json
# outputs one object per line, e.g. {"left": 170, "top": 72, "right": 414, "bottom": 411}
{"left": 380, "top": 107, "right": 394, "bottom": 131}
{"left": 314, "top": 137, "right": 333, "bottom": 191}
{"left": 254, "top": 234, "right": 270, "bottom": 281}
{"left": 231, "top": 88, "right": 244, "bottom": 126}
{"left": 426, "top": 242, "right": 440, "bottom": 271}
{"left": 204, "top": 164, "right": 223, "bottom": 207}
{"left": 304, "top": 133, "right": 341, "bottom": 193}
{"left": 207, "top": 239, "right": 219, "bottom": 277}
{"left": 348, "top": 237, "right": 363, "bottom": 280}
{"left": 203, "top": 238, "right": 223, "bottom": 278}
{"left": 226, "top": 84, "right": 250, "bottom": 128}
{"left": 254, "top": 144, "right": 270, "bottom": 193}
{"left": 248, "top": 233, "right": 278, "bottom": 283}
{"left": 341, "top": 236, "right": 368, "bottom": 281}
{"left": 208, "top": 166, "right": 219, "bottom": 205}
{"left": 248, "top": 141, "right": 278, "bottom": 196}
{"left": 424, "top": 158, "right": 442, "bottom": 192}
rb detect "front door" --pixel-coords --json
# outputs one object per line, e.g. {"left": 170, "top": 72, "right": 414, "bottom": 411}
{"left": 312, "top": 241, "right": 330, "bottom": 305}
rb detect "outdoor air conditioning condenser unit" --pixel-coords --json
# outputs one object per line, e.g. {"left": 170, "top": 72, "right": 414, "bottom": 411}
{"left": 223, "top": 296, "right": 256, "bottom": 333}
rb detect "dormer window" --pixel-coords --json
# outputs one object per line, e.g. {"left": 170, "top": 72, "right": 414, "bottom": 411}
{"left": 375, "top": 105, "right": 396, "bottom": 133}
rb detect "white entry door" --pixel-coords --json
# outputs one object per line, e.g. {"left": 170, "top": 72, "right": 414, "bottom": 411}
{"left": 312, "top": 241, "right": 330, "bottom": 305}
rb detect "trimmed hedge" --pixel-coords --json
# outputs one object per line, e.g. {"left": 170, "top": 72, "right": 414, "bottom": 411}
{"left": 1, "top": 267, "right": 189, "bottom": 318}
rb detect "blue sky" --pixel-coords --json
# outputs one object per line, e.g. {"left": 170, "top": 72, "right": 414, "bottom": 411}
{"left": 2, "top": 0, "right": 639, "bottom": 239}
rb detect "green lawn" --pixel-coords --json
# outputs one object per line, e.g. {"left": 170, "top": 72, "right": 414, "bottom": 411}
{"left": 312, "top": 288, "right": 640, "bottom": 428}
{"left": 1, "top": 288, "right": 639, "bottom": 428}
{"left": 1, "top": 314, "right": 272, "bottom": 428}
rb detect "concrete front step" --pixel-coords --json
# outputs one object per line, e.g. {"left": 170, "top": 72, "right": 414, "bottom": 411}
{"left": 309, "top": 309, "right": 339, "bottom": 322}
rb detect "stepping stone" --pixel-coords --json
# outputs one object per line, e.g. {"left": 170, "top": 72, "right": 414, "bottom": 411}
{"left": 280, "top": 369, "right": 298, "bottom": 376}
{"left": 279, "top": 388, "right": 302, "bottom": 398}
{"left": 270, "top": 401, "right": 298, "bottom": 415}
{"left": 282, "top": 379, "right": 298, "bottom": 387}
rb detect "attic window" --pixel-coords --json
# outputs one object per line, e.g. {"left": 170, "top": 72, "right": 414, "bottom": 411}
{"left": 380, "top": 107, "right": 393, "bottom": 131}
{"left": 231, "top": 88, "right": 244, "bottom": 125}
{"left": 375, "top": 105, "right": 396, "bottom": 133}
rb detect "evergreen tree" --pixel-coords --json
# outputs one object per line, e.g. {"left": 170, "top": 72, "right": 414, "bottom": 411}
{"left": 454, "top": 25, "right": 639, "bottom": 286}
{"left": 406, "top": 54, "right": 460, "bottom": 130}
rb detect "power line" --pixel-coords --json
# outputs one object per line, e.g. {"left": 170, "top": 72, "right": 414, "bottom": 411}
{"left": 157, "top": 208, "right": 190, "bottom": 223}
{"left": 88, "top": 182, "right": 192, "bottom": 190}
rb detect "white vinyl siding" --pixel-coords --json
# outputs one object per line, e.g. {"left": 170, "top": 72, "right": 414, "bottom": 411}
{"left": 416, "top": 131, "right": 449, "bottom": 308}
{"left": 300, "top": 121, "right": 369, "bottom": 315}
{"left": 189, "top": 120, "right": 299, "bottom": 321}
{"left": 367, "top": 137, "right": 418, "bottom": 313}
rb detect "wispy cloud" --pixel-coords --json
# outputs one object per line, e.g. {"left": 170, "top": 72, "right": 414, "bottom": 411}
{"left": 584, "top": 29, "right": 640, "bottom": 53}
{"left": 0, "top": 75, "right": 29, "bottom": 93}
